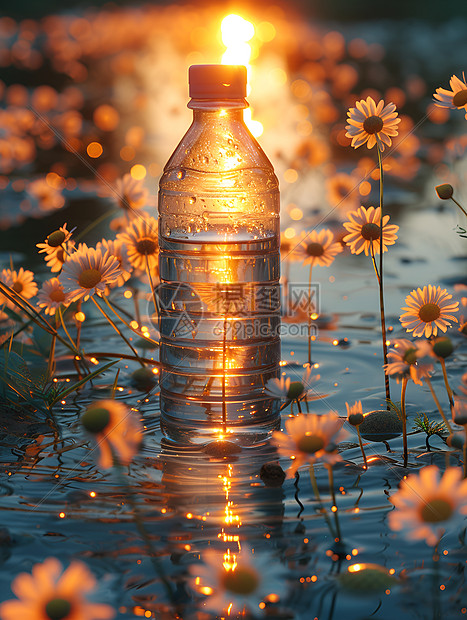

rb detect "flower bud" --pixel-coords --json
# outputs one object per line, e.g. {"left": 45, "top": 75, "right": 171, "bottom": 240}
{"left": 432, "top": 337, "right": 454, "bottom": 359}
{"left": 348, "top": 412, "right": 364, "bottom": 426}
{"left": 435, "top": 184, "right": 453, "bottom": 200}
{"left": 81, "top": 406, "right": 110, "bottom": 433}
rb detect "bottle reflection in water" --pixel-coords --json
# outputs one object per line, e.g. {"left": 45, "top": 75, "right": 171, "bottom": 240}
{"left": 158, "top": 65, "right": 281, "bottom": 444}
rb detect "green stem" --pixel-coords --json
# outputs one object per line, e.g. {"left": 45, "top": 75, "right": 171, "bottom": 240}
{"left": 425, "top": 376, "right": 452, "bottom": 433}
{"left": 102, "top": 296, "right": 159, "bottom": 347}
{"left": 308, "top": 264, "right": 313, "bottom": 366}
{"left": 327, "top": 464, "right": 342, "bottom": 541}
{"left": 46, "top": 332, "right": 56, "bottom": 385}
{"left": 450, "top": 196, "right": 467, "bottom": 218}
{"left": 463, "top": 427, "right": 467, "bottom": 479}
{"left": 370, "top": 245, "right": 390, "bottom": 407}
{"left": 296, "top": 398, "right": 303, "bottom": 414}
{"left": 356, "top": 427, "right": 368, "bottom": 469}
{"left": 145, "top": 253, "right": 159, "bottom": 320}
{"left": 309, "top": 464, "right": 336, "bottom": 538}
{"left": 58, "top": 305, "right": 77, "bottom": 351}
{"left": 113, "top": 461, "right": 178, "bottom": 611}
{"left": 439, "top": 358, "right": 455, "bottom": 414}
{"left": 376, "top": 147, "right": 390, "bottom": 407}
{"left": 91, "top": 297, "right": 145, "bottom": 368}
{"left": 401, "top": 377, "right": 408, "bottom": 467}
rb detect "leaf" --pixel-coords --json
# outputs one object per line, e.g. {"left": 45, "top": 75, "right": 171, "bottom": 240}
{"left": 47, "top": 359, "right": 120, "bottom": 408}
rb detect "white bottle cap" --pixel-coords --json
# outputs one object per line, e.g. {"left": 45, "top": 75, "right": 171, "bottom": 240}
{"left": 189, "top": 64, "right": 247, "bottom": 99}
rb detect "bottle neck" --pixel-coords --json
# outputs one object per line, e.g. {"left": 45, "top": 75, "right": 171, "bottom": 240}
{"left": 188, "top": 98, "right": 249, "bottom": 115}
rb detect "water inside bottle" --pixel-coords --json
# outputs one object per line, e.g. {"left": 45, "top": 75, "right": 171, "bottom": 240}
{"left": 158, "top": 221, "right": 281, "bottom": 445}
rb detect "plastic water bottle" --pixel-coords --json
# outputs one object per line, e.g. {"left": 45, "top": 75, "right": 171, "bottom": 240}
{"left": 158, "top": 64, "right": 281, "bottom": 445}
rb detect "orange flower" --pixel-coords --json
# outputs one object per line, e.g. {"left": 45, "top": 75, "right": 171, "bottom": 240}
{"left": 272, "top": 412, "right": 349, "bottom": 477}
{"left": 296, "top": 229, "right": 343, "bottom": 267}
{"left": 388, "top": 465, "right": 467, "bottom": 545}
{"left": 400, "top": 285, "right": 459, "bottom": 338}
{"left": 433, "top": 73, "right": 467, "bottom": 119}
{"left": 343, "top": 206, "right": 399, "bottom": 255}
{"left": 81, "top": 399, "right": 142, "bottom": 469}
{"left": 0, "top": 557, "right": 115, "bottom": 620}
{"left": 345, "top": 97, "right": 400, "bottom": 151}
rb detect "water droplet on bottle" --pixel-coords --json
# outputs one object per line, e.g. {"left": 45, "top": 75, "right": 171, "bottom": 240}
{"left": 189, "top": 197, "right": 196, "bottom": 205}
{"left": 176, "top": 169, "right": 186, "bottom": 180}
{"left": 203, "top": 156, "right": 209, "bottom": 164}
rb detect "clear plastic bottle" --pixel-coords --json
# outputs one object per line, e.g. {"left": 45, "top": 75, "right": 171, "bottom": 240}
{"left": 158, "top": 64, "right": 281, "bottom": 445}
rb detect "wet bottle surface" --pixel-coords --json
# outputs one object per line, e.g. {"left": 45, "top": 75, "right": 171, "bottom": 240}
{"left": 158, "top": 65, "right": 281, "bottom": 445}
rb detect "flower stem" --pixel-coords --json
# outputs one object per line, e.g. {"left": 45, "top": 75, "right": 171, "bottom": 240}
{"left": 450, "top": 196, "right": 467, "bottom": 218}
{"left": 356, "top": 427, "right": 368, "bottom": 469}
{"left": 113, "top": 460, "right": 177, "bottom": 609}
{"left": 145, "top": 254, "right": 159, "bottom": 320}
{"left": 463, "top": 427, "right": 467, "bottom": 479}
{"left": 370, "top": 246, "right": 391, "bottom": 407}
{"left": 401, "top": 377, "right": 408, "bottom": 467}
{"left": 327, "top": 464, "right": 342, "bottom": 541}
{"left": 424, "top": 376, "right": 452, "bottom": 433}
{"left": 91, "top": 296, "right": 145, "bottom": 367}
{"left": 102, "top": 296, "right": 159, "bottom": 347}
{"left": 309, "top": 464, "right": 336, "bottom": 538}
{"left": 58, "top": 305, "right": 77, "bottom": 351}
{"left": 376, "top": 147, "right": 390, "bottom": 407}
{"left": 308, "top": 264, "right": 313, "bottom": 366}
{"left": 439, "top": 358, "right": 455, "bottom": 414}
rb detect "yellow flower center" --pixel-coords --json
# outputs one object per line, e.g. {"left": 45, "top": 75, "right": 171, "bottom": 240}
{"left": 221, "top": 567, "right": 259, "bottom": 595}
{"left": 402, "top": 347, "right": 417, "bottom": 365}
{"left": 44, "top": 598, "right": 72, "bottom": 620}
{"left": 452, "top": 89, "right": 467, "bottom": 107}
{"left": 296, "top": 433, "right": 324, "bottom": 454}
{"left": 49, "top": 288, "right": 66, "bottom": 303}
{"left": 78, "top": 268, "right": 102, "bottom": 289}
{"left": 47, "top": 230, "right": 66, "bottom": 247}
{"left": 12, "top": 281, "right": 23, "bottom": 293}
{"left": 81, "top": 406, "right": 111, "bottom": 433}
{"left": 420, "top": 498, "right": 453, "bottom": 523}
{"left": 418, "top": 303, "right": 441, "bottom": 323}
{"left": 363, "top": 115, "right": 384, "bottom": 134}
{"left": 361, "top": 222, "right": 381, "bottom": 240}
{"left": 305, "top": 242, "right": 325, "bottom": 257}
{"left": 136, "top": 237, "right": 157, "bottom": 255}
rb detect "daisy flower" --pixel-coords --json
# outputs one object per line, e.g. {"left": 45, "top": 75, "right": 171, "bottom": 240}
{"left": 346, "top": 400, "right": 364, "bottom": 426}
{"left": 265, "top": 364, "right": 320, "bottom": 402}
{"left": 37, "top": 225, "right": 75, "bottom": 273}
{"left": 272, "top": 412, "right": 349, "bottom": 477}
{"left": 59, "top": 244, "right": 122, "bottom": 303}
{"left": 433, "top": 72, "right": 467, "bottom": 120}
{"left": 0, "top": 556, "right": 115, "bottom": 620}
{"left": 117, "top": 214, "right": 159, "bottom": 272}
{"left": 37, "top": 278, "right": 71, "bottom": 315}
{"left": 343, "top": 206, "right": 399, "bottom": 256}
{"left": 296, "top": 229, "right": 343, "bottom": 267}
{"left": 96, "top": 238, "right": 132, "bottom": 288}
{"left": 345, "top": 97, "right": 401, "bottom": 152}
{"left": 384, "top": 339, "right": 434, "bottom": 385}
{"left": 106, "top": 173, "right": 148, "bottom": 211}
{"left": 37, "top": 224, "right": 74, "bottom": 254}
{"left": 188, "top": 547, "right": 284, "bottom": 615}
{"left": 81, "top": 399, "right": 142, "bottom": 469}
{"left": 400, "top": 285, "right": 459, "bottom": 338}
{"left": 0, "top": 267, "right": 38, "bottom": 309}
{"left": 388, "top": 465, "right": 467, "bottom": 546}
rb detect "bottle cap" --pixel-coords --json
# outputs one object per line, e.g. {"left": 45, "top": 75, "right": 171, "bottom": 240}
{"left": 189, "top": 64, "right": 247, "bottom": 99}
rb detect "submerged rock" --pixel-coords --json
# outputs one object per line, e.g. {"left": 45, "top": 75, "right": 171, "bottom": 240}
{"left": 359, "top": 410, "right": 402, "bottom": 441}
